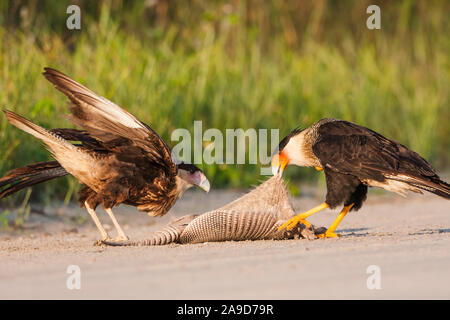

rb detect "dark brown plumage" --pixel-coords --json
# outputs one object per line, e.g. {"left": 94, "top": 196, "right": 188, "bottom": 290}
{"left": 273, "top": 118, "right": 450, "bottom": 237}
{"left": 1, "top": 68, "right": 210, "bottom": 242}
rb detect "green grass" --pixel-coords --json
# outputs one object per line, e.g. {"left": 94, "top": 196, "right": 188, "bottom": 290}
{"left": 0, "top": 1, "right": 449, "bottom": 204}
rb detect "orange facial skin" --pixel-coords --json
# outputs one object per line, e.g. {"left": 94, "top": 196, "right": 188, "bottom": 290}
{"left": 271, "top": 151, "right": 289, "bottom": 175}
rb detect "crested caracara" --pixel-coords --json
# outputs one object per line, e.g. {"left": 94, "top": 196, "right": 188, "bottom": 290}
{"left": 0, "top": 68, "right": 210, "bottom": 243}
{"left": 272, "top": 118, "right": 450, "bottom": 238}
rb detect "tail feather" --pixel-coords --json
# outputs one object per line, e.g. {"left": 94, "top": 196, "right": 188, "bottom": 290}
{"left": 392, "top": 175, "right": 450, "bottom": 200}
{"left": 0, "top": 161, "right": 68, "bottom": 198}
{"left": 413, "top": 178, "right": 450, "bottom": 200}
{"left": 3, "top": 110, "right": 99, "bottom": 191}
{"left": 3, "top": 110, "right": 77, "bottom": 152}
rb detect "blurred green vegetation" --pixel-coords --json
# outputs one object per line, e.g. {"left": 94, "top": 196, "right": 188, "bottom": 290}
{"left": 0, "top": 0, "right": 449, "bottom": 204}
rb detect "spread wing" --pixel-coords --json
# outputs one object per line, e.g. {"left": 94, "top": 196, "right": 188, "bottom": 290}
{"left": 43, "top": 68, "right": 176, "bottom": 176}
{"left": 50, "top": 128, "right": 107, "bottom": 152}
{"left": 312, "top": 120, "right": 437, "bottom": 181}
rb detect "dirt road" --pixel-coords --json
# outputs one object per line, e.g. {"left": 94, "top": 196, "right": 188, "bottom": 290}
{"left": 1, "top": 189, "right": 449, "bottom": 299}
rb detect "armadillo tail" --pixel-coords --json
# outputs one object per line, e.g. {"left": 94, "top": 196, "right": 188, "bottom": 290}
{"left": 102, "top": 225, "right": 181, "bottom": 246}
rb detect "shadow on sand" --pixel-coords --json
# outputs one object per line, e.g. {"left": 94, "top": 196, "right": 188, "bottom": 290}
{"left": 409, "top": 228, "right": 450, "bottom": 236}
{"left": 335, "top": 228, "right": 370, "bottom": 238}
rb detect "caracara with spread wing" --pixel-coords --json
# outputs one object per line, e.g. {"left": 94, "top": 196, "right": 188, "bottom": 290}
{"left": 0, "top": 68, "right": 210, "bottom": 242}
{"left": 272, "top": 118, "right": 450, "bottom": 238}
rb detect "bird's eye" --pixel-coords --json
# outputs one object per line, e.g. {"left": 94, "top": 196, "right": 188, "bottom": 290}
{"left": 190, "top": 169, "right": 196, "bottom": 174}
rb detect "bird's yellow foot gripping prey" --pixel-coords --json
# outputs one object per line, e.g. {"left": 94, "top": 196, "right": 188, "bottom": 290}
{"left": 272, "top": 118, "right": 450, "bottom": 239}
{"left": 277, "top": 201, "right": 353, "bottom": 238}
{"left": 272, "top": 152, "right": 353, "bottom": 238}
{"left": 314, "top": 203, "right": 354, "bottom": 238}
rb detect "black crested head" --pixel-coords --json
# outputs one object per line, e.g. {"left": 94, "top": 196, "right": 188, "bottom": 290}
{"left": 276, "top": 127, "right": 303, "bottom": 153}
{"left": 177, "top": 162, "right": 202, "bottom": 174}
{"left": 176, "top": 162, "right": 210, "bottom": 192}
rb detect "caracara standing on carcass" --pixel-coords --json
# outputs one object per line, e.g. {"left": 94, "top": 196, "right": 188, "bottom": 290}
{"left": 0, "top": 68, "right": 210, "bottom": 243}
{"left": 272, "top": 118, "right": 450, "bottom": 238}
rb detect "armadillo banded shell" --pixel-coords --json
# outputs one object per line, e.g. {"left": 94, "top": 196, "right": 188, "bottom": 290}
{"left": 102, "top": 175, "right": 319, "bottom": 246}
{"left": 179, "top": 209, "right": 280, "bottom": 243}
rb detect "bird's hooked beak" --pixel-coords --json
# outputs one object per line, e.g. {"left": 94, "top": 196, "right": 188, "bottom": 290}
{"left": 272, "top": 151, "right": 289, "bottom": 176}
{"left": 197, "top": 172, "right": 211, "bottom": 192}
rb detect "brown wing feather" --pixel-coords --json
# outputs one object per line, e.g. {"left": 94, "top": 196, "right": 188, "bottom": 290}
{"left": 314, "top": 120, "right": 437, "bottom": 178}
{"left": 312, "top": 120, "right": 449, "bottom": 198}
{"left": 42, "top": 67, "right": 176, "bottom": 176}
{"left": 50, "top": 128, "right": 107, "bottom": 151}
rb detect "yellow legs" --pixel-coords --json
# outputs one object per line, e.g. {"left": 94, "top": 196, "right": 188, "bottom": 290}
{"left": 279, "top": 202, "right": 354, "bottom": 239}
{"left": 279, "top": 202, "right": 329, "bottom": 230}
{"left": 316, "top": 203, "right": 354, "bottom": 238}
{"left": 277, "top": 165, "right": 354, "bottom": 238}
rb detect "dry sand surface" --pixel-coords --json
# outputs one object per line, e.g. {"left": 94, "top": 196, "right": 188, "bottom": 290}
{"left": 0, "top": 187, "right": 449, "bottom": 300}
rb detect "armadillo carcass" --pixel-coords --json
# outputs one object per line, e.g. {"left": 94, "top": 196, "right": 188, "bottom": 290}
{"left": 103, "top": 175, "right": 325, "bottom": 246}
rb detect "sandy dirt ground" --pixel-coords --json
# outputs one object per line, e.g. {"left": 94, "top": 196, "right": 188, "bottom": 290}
{"left": 0, "top": 187, "right": 449, "bottom": 300}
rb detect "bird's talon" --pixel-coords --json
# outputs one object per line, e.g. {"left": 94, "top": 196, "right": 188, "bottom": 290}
{"left": 316, "top": 231, "right": 340, "bottom": 239}
{"left": 285, "top": 220, "right": 299, "bottom": 230}
{"left": 94, "top": 237, "right": 111, "bottom": 246}
{"left": 299, "top": 219, "right": 312, "bottom": 228}
{"left": 281, "top": 217, "right": 311, "bottom": 231}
